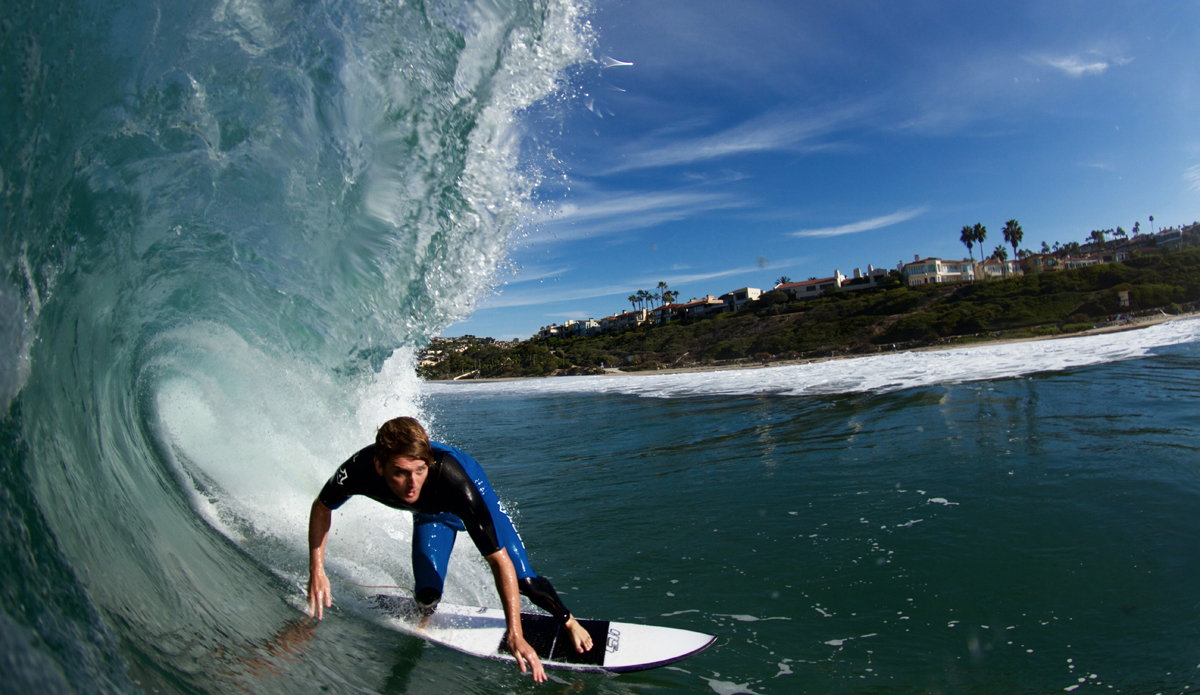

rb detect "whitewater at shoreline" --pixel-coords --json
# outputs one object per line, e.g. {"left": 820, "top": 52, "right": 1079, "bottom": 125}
{"left": 429, "top": 311, "right": 1192, "bottom": 385}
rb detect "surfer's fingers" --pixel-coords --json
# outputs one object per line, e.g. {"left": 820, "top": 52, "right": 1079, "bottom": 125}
{"left": 524, "top": 650, "right": 545, "bottom": 682}
{"left": 308, "top": 589, "right": 328, "bottom": 620}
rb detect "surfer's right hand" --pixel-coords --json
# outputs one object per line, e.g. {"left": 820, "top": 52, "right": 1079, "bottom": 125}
{"left": 307, "top": 568, "right": 332, "bottom": 620}
{"left": 508, "top": 632, "right": 546, "bottom": 683}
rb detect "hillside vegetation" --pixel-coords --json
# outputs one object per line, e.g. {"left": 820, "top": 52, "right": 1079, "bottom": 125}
{"left": 419, "top": 250, "right": 1200, "bottom": 380}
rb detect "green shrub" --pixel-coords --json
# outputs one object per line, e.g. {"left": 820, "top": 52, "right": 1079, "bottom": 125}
{"left": 1131, "top": 284, "right": 1182, "bottom": 308}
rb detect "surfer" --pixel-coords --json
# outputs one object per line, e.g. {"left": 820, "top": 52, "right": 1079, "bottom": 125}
{"left": 306, "top": 416, "right": 593, "bottom": 682}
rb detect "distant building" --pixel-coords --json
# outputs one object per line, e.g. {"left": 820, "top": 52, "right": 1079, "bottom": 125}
{"left": 720, "top": 287, "right": 762, "bottom": 312}
{"left": 1018, "top": 253, "right": 1059, "bottom": 274}
{"left": 1098, "top": 247, "right": 1133, "bottom": 264}
{"left": 1154, "top": 229, "right": 1183, "bottom": 249}
{"left": 614, "top": 309, "right": 649, "bottom": 330}
{"left": 562, "top": 318, "right": 600, "bottom": 337}
{"left": 977, "top": 258, "right": 1023, "bottom": 280}
{"left": 838, "top": 265, "right": 892, "bottom": 292}
{"left": 651, "top": 303, "right": 683, "bottom": 324}
{"left": 776, "top": 272, "right": 845, "bottom": 300}
{"left": 678, "top": 295, "right": 726, "bottom": 319}
{"left": 902, "top": 257, "right": 977, "bottom": 285}
{"left": 1061, "top": 256, "right": 1100, "bottom": 270}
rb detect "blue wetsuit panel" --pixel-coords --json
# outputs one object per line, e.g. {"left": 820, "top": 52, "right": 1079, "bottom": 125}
{"left": 412, "top": 443, "right": 534, "bottom": 598}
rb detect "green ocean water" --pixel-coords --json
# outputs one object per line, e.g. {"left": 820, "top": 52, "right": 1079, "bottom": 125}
{"left": 418, "top": 343, "right": 1200, "bottom": 694}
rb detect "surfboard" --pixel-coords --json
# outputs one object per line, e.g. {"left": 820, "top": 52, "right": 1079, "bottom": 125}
{"left": 365, "top": 593, "right": 716, "bottom": 673}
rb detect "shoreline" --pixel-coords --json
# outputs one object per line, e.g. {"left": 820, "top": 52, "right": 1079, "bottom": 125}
{"left": 429, "top": 311, "right": 1192, "bottom": 384}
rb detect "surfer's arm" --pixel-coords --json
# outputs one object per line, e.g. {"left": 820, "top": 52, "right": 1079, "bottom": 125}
{"left": 307, "top": 498, "right": 333, "bottom": 620}
{"left": 484, "top": 548, "right": 546, "bottom": 683}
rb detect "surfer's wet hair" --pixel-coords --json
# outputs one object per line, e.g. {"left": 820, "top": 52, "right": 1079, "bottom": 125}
{"left": 375, "top": 417, "right": 436, "bottom": 468}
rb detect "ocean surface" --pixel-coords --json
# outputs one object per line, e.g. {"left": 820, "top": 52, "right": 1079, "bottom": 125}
{"left": 4, "top": 0, "right": 1200, "bottom": 693}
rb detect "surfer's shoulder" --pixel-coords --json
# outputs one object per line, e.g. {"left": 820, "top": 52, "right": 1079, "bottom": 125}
{"left": 333, "top": 445, "right": 379, "bottom": 485}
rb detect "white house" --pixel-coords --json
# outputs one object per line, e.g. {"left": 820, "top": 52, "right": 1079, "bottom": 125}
{"left": 902, "top": 257, "right": 976, "bottom": 285}
{"left": 720, "top": 287, "right": 763, "bottom": 312}
{"left": 776, "top": 273, "right": 845, "bottom": 300}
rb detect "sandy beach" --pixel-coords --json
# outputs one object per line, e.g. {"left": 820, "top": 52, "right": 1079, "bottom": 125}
{"left": 435, "top": 310, "right": 1192, "bottom": 384}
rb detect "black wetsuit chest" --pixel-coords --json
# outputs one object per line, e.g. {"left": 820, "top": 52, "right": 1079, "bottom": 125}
{"left": 318, "top": 444, "right": 499, "bottom": 555}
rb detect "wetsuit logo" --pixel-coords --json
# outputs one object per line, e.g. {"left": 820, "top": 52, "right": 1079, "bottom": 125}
{"left": 336, "top": 469, "right": 348, "bottom": 486}
{"left": 606, "top": 628, "right": 620, "bottom": 653}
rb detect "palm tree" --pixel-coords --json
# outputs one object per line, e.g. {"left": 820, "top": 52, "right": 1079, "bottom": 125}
{"left": 1149, "top": 215, "right": 1155, "bottom": 233}
{"left": 656, "top": 281, "right": 669, "bottom": 307}
{"left": 628, "top": 294, "right": 638, "bottom": 311}
{"left": 1089, "top": 230, "right": 1106, "bottom": 248}
{"left": 992, "top": 245, "right": 1008, "bottom": 261}
{"left": 1132, "top": 221, "right": 1140, "bottom": 238}
{"left": 776, "top": 276, "right": 791, "bottom": 286}
{"left": 973, "top": 223, "right": 988, "bottom": 257}
{"left": 960, "top": 225, "right": 976, "bottom": 260}
{"left": 1002, "top": 219, "right": 1023, "bottom": 259}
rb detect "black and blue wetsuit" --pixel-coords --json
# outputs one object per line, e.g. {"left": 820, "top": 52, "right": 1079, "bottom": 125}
{"left": 318, "top": 441, "right": 571, "bottom": 622}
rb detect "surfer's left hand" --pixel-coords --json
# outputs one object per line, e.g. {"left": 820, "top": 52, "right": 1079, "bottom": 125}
{"left": 564, "top": 618, "right": 593, "bottom": 653}
{"left": 508, "top": 632, "right": 546, "bottom": 682}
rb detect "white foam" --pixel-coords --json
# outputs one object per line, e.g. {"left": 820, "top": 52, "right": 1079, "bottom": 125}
{"left": 425, "top": 317, "right": 1200, "bottom": 399}
{"left": 716, "top": 614, "right": 792, "bottom": 622}
{"left": 703, "top": 678, "right": 762, "bottom": 695}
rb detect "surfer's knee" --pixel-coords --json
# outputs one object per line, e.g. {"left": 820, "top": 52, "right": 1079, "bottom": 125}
{"left": 414, "top": 587, "right": 442, "bottom": 616}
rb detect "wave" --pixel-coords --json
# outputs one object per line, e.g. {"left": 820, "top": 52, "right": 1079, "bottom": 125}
{"left": 0, "top": 0, "right": 593, "bottom": 691}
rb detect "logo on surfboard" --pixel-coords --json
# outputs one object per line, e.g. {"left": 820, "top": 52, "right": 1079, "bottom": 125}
{"left": 606, "top": 627, "right": 620, "bottom": 653}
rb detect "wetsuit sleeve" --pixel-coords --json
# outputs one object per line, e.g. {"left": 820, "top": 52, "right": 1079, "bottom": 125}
{"left": 317, "top": 448, "right": 372, "bottom": 510}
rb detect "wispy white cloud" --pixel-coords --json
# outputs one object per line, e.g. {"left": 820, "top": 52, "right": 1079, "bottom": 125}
{"left": 480, "top": 257, "right": 809, "bottom": 309}
{"left": 501, "top": 264, "right": 574, "bottom": 284}
{"left": 1027, "top": 52, "right": 1132, "bottom": 78}
{"left": 599, "top": 104, "right": 872, "bottom": 175}
{"left": 1186, "top": 165, "right": 1200, "bottom": 192}
{"left": 790, "top": 207, "right": 928, "bottom": 238}
{"left": 525, "top": 189, "right": 744, "bottom": 242}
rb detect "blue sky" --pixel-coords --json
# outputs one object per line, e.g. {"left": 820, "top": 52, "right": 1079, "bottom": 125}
{"left": 444, "top": 0, "right": 1200, "bottom": 341}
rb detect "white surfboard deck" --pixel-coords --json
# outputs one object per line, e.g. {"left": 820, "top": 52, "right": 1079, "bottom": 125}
{"left": 363, "top": 593, "right": 715, "bottom": 673}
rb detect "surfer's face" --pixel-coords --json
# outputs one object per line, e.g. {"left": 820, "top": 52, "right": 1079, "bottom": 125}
{"left": 377, "top": 456, "right": 428, "bottom": 504}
